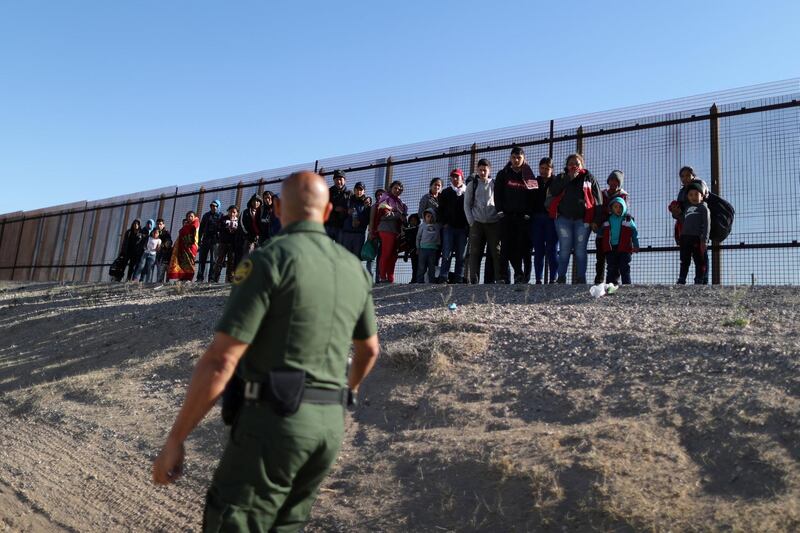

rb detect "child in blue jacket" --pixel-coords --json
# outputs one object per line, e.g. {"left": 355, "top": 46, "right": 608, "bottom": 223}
{"left": 599, "top": 197, "right": 639, "bottom": 284}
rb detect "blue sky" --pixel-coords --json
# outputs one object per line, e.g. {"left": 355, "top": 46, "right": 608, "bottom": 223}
{"left": 0, "top": 0, "right": 797, "bottom": 215}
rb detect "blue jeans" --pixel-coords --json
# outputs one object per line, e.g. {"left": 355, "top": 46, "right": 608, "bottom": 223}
{"left": 555, "top": 217, "right": 591, "bottom": 283}
{"left": 439, "top": 226, "right": 468, "bottom": 280}
{"left": 134, "top": 253, "right": 157, "bottom": 282}
{"left": 530, "top": 213, "right": 558, "bottom": 282}
{"left": 418, "top": 248, "right": 439, "bottom": 282}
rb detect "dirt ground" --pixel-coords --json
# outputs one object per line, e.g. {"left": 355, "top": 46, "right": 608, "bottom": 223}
{"left": 0, "top": 281, "right": 798, "bottom": 532}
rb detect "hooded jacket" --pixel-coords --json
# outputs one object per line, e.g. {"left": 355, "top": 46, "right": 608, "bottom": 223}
{"left": 136, "top": 219, "right": 156, "bottom": 255}
{"left": 122, "top": 220, "right": 145, "bottom": 258}
{"left": 464, "top": 175, "right": 499, "bottom": 225}
{"left": 600, "top": 171, "right": 629, "bottom": 224}
{"left": 438, "top": 184, "right": 469, "bottom": 228}
{"left": 416, "top": 209, "right": 442, "bottom": 250}
{"left": 547, "top": 169, "right": 602, "bottom": 224}
{"left": 600, "top": 197, "right": 639, "bottom": 253}
{"left": 681, "top": 201, "right": 710, "bottom": 242}
{"left": 239, "top": 194, "right": 263, "bottom": 243}
{"left": 494, "top": 162, "right": 538, "bottom": 216}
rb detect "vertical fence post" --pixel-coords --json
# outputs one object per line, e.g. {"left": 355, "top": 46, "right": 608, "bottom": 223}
{"left": 10, "top": 217, "right": 25, "bottom": 281}
{"left": 168, "top": 188, "right": 179, "bottom": 235}
{"left": 196, "top": 187, "right": 206, "bottom": 216}
{"left": 314, "top": 160, "right": 319, "bottom": 173}
{"left": 469, "top": 143, "right": 478, "bottom": 175}
{"left": 45, "top": 214, "right": 60, "bottom": 281}
{"left": 0, "top": 218, "right": 6, "bottom": 267}
{"left": 709, "top": 104, "right": 722, "bottom": 285}
{"left": 84, "top": 207, "right": 103, "bottom": 281}
{"left": 235, "top": 182, "right": 244, "bottom": 211}
{"left": 58, "top": 210, "right": 77, "bottom": 282}
{"left": 120, "top": 201, "right": 132, "bottom": 254}
{"left": 571, "top": 126, "right": 584, "bottom": 284}
{"left": 257, "top": 178, "right": 265, "bottom": 195}
{"left": 544, "top": 120, "right": 556, "bottom": 283}
{"left": 30, "top": 217, "right": 46, "bottom": 280}
{"left": 384, "top": 157, "right": 394, "bottom": 190}
{"left": 71, "top": 209, "right": 89, "bottom": 282}
{"left": 157, "top": 194, "right": 166, "bottom": 220}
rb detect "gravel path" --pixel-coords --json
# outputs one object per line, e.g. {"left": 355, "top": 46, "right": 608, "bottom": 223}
{"left": 1, "top": 281, "right": 798, "bottom": 531}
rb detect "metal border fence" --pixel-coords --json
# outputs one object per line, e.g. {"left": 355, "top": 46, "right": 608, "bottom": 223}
{"left": 1, "top": 79, "right": 798, "bottom": 284}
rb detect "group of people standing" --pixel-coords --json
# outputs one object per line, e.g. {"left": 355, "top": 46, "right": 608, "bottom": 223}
{"left": 324, "top": 148, "right": 641, "bottom": 286}
{"left": 116, "top": 188, "right": 282, "bottom": 284}
{"left": 117, "top": 149, "right": 712, "bottom": 287}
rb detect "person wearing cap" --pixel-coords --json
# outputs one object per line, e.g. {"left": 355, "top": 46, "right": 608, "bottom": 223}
{"left": 437, "top": 168, "right": 469, "bottom": 283}
{"left": 325, "top": 169, "right": 351, "bottom": 242}
{"left": 340, "top": 181, "right": 372, "bottom": 261}
{"left": 197, "top": 199, "right": 222, "bottom": 282}
{"left": 152, "top": 170, "right": 380, "bottom": 531}
{"left": 495, "top": 147, "right": 538, "bottom": 284}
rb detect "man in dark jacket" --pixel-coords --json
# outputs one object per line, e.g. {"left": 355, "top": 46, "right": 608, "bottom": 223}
{"left": 213, "top": 205, "right": 239, "bottom": 282}
{"left": 155, "top": 218, "right": 173, "bottom": 283}
{"left": 340, "top": 182, "right": 372, "bottom": 259}
{"left": 437, "top": 168, "right": 469, "bottom": 283}
{"left": 197, "top": 199, "right": 222, "bottom": 282}
{"left": 325, "top": 169, "right": 351, "bottom": 242}
{"left": 494, "top": 147, "right": 538, "bottom": 283}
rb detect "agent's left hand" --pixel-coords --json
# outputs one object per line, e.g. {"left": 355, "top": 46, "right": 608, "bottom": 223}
{"left": 152, "top": 440, "right": 185, "bottom": 485}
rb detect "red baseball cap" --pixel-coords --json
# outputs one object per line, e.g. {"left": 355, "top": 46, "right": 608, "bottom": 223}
{"left": 450, "top": 168, "right": 464, "bottom": 179}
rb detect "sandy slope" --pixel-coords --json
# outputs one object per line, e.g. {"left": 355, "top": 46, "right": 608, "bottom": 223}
{"left": 0, "top": 281, "right": 798, "bottom": 532}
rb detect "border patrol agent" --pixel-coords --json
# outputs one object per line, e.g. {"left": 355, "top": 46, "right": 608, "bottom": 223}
{"left": 153, "top": 171, "right": 381, "bottom": 532}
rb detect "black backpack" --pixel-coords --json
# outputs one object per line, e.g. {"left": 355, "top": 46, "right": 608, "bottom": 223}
{"left": 705, "top": 192, "right": 735, "bottom": 242}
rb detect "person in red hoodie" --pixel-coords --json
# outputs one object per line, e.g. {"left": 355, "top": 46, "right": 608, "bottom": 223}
{"left": 594, "top": 170, "right": 628, "bottom": 284}
{"left": 546, "top": 153, "right": 602, "bottom": 284}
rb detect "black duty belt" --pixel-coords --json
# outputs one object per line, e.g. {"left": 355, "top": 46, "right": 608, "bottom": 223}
{"left": 243, "top": 381, "right": 348, "bottom": 406}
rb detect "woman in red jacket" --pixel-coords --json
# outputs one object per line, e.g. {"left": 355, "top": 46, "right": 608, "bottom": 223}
{"left": 372, "top": 181, "right": 407, "bottom": 283}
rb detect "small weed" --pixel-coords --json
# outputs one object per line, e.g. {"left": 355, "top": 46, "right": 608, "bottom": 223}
{"left": 723, "top": 286, "right": 751, "bottom": 328}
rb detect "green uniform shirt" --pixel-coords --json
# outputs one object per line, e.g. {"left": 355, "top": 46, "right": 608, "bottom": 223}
{"left": 215, "top": 220, "right": 377, "bottom": 390}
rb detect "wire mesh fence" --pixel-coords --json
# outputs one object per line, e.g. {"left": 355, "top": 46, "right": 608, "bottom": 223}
{"left": 1, "top": 80, "right": 798, "bottom": 284}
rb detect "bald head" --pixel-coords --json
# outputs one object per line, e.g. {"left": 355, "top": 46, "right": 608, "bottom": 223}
{"left": 276, "top": 171, "right": 332, "bottom": 225}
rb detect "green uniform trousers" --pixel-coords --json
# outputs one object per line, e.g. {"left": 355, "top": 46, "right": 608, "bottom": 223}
{"left": 203, "top": 401, "right": 345, "bottom": 533}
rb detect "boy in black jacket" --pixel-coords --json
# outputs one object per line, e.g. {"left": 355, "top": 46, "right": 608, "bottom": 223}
{"left": 437, "top": 168, "right": 469, "bottom": 283}
{"left": 494, "top": 147, "right": 538, "bottom": 283}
